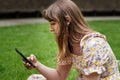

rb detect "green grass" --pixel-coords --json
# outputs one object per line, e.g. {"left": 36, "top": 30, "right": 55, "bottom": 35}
{"left": 0, "top": 20, "right": 120, "bottom": 80}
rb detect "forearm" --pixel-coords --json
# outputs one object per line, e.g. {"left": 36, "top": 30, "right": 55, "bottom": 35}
{"left": 25, "top": 54, "right": 71, "bottom": 80}
{"left": 35, "top": 61, "right": 61, "bottom": 80}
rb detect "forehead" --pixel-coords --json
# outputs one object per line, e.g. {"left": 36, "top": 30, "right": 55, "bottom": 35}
{"left": 49, "top": 20, "right": 57, "bottom": 23}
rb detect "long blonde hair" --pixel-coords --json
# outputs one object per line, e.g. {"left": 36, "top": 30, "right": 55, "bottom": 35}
{"left": 42, "top": 0, "right": 93, "bottom": 60}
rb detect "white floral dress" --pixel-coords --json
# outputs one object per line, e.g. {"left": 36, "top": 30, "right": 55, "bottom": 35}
{"left": 58, "top": 32, "right": 120, "bottom": 80}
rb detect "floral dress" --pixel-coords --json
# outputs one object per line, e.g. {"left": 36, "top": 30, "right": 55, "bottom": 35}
{"left": 58, "top": 32, "right": 120, "bottom": 80}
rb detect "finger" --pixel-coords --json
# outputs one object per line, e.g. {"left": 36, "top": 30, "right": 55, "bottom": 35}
{"left": 30, "top": 54, "right": 36, "bottom": 61}
{"left": 26, "top": 63, "right": 31, "bottom": 66}
{"left": 25, "top": 65, "right": 33, "bottom": 70}
{"left": 30, "top": 54, "right": 34, "bottom": 61}
{"left": 27, "top": 66, "right": 33, "bottom": 70}
{"left": 25, "top": 63, "right": 33, "bottom": 70}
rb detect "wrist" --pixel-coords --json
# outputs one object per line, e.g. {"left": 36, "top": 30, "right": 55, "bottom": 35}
{"left": 34, "top": 61, "right": 39, "bottom": 68}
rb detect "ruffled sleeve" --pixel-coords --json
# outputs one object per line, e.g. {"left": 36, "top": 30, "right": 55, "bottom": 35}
{"left": 81, "top": 34, "right": 110, "bottom": 75}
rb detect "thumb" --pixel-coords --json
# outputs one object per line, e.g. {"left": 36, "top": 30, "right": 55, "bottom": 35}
{"left": 30, "top": 54, "right": 37, "bottom": 61}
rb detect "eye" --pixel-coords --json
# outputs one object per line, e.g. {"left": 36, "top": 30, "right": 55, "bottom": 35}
{"left": 50, "top": 21, "right": 56, "bottom": 25}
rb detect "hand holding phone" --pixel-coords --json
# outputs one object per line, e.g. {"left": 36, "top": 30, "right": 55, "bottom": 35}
{"left": 15, "top": 48, "right": 35, "bottom": 68}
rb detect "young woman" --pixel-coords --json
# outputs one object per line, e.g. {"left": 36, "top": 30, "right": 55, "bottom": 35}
{"left": 25, "top": 0, "right": 120, "bottom": 80}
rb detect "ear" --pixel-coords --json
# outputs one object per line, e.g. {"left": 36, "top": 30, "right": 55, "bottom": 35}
{"left": 65, "top": 16, "right": 71, "bottom": 26}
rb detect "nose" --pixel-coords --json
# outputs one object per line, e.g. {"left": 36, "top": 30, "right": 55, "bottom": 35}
{"left": 50, "top": 27, "right": 54, "bottom": 32}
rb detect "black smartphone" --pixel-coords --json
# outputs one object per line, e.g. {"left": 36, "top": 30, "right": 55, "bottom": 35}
{"left": 15, "top": 48, "right": 35, "bottom": 68}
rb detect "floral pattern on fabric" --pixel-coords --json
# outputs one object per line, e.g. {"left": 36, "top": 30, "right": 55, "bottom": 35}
{"left": 27, "top": 74, "right": 47, "bottom": 80}
{"left": 57, "top": 32, "right": 120, "bottom": 80}
{"left": 72, "top": 32, "right": 120, "bottom": 80}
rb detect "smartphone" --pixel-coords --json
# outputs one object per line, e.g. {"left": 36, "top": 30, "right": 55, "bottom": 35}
{"left": 15, "top": 48, "right": 35, "bottom": 68}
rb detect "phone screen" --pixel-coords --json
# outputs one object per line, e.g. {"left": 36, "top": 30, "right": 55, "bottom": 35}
{"left": 15, "top": 48, "right": 35, "bottom": 68}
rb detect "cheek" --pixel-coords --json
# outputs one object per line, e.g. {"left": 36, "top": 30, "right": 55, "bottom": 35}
{"left": 56, "top": 26, "right": 60, "bottom": 34}
{"left": 56, "top": 24, "right": 60, "bottom": 30}
{"left": 54, "top": 24, "right": 58, "bottom": 29}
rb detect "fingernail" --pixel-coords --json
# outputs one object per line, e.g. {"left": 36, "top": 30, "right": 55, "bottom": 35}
{"left": 31, "top": 57, "right": 33, "bottom": 60}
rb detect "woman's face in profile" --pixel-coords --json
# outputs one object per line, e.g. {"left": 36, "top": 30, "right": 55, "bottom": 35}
{"left": 49, "top": 21, "right": 60, "bottom": 36}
